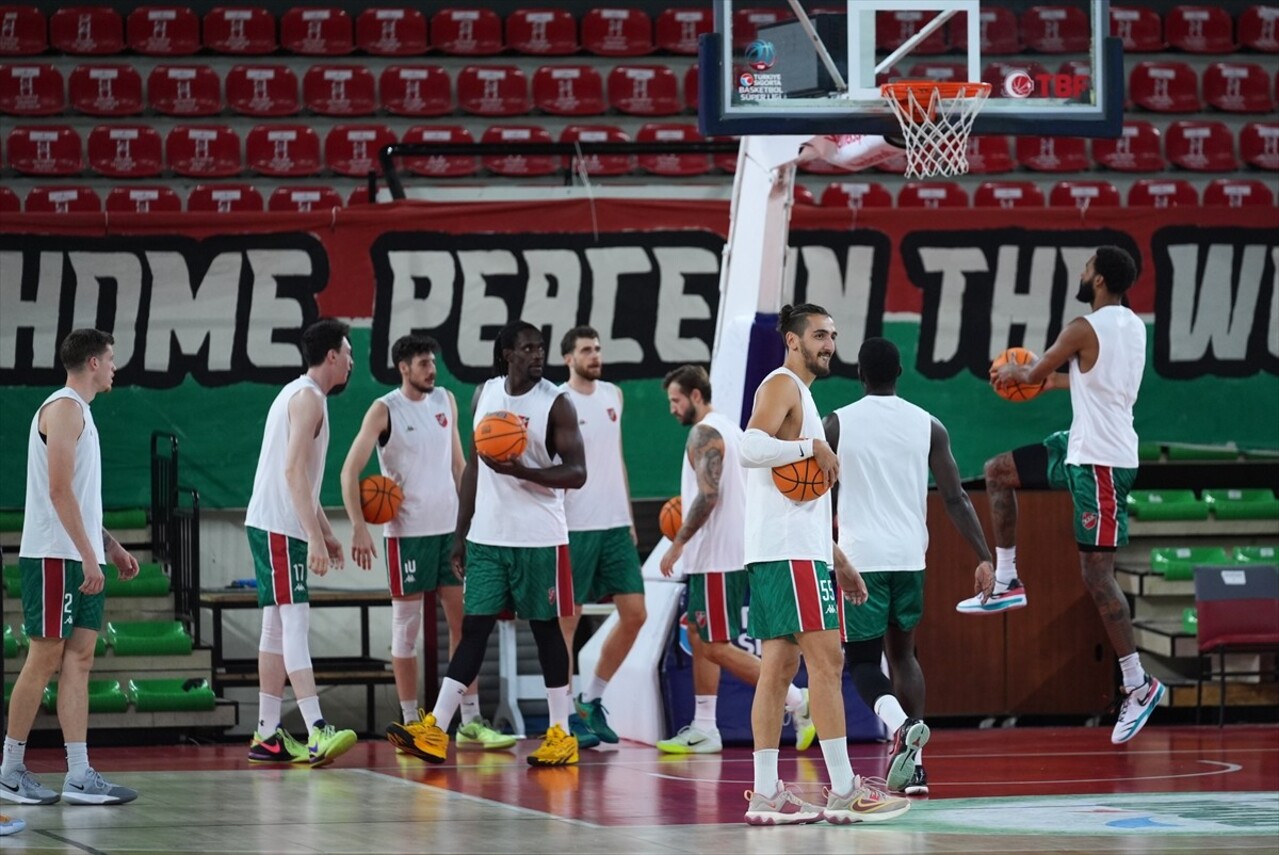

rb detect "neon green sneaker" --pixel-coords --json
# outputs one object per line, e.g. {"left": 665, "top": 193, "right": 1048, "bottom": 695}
{"left": 456, "top": 717, "right": 517, "bottom": 750}
{"left": 792, "top": 688, "right": 817, "bottom": 751}
{"left": 307, "top": 721, "right": 357, "bottom": 768}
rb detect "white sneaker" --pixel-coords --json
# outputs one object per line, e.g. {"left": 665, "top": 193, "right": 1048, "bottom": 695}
{"left": 61, "top": 768, "right": 138, "bottom": 805}
{"left": 956, "top": 578, "right": 1027, "bottom": 614}
{"left": 656, "top": 725, "right": 722, "bottom": 755}
{"left": 744, "top": 781, "right": 824, "bottom": 826}
{"left": 1112, "top": 676, "right": 1165, "bottom": 744}
{"left": 790, "top": 688, "right": 817, "bottom": 751}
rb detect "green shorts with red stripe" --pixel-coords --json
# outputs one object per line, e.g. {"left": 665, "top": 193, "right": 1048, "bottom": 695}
{"left": 247, "top": 526, "right": 310, "bottom": 607}
{"left": 745, "top": 559, "right": 839, "bottom": 641}
{"left": 19, "top": 556, "right": 105, "bottom": 638}
{"left": 462, "top": 541, "right": 574, "bottom": 621}
{"left": 1041, "top": 432, "right": 1138, "bottom": 550}
{"left": 384, "top": 533, "right": 459, "bottom": 597}
{"left": 686, "top": 570, "right": 748, "bottom": 643}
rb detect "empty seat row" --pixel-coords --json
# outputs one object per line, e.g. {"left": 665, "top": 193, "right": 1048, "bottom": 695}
{"left": 0, "top": 183, "right": 372, "bottom": 213}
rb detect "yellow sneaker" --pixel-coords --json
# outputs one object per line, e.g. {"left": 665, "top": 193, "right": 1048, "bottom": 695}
{"left": 527, "top": 724, "right": 579, "bottom": 767}
{"left": 387, "top": 712, "right": 448, "bottom": 764}
{"left": 393, "top": 709, "right": 431, "bottom": 756}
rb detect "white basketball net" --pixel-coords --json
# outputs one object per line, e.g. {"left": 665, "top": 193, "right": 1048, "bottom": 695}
{"left": 881, "top": 83, "right": 991, "bottom": 179}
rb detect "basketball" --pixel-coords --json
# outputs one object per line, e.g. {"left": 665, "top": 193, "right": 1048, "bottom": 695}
{"left": 991, "top": 347, "right": 1045, "bottom": 402}
{"left": 772, "top": 457, "right": 829, "bottom": 502}
{"left": 474, "top": 410, "right": 528, "bottom": 461}
{"left": 659, "top": 496, "right": 682, "bottom": 541}
{"left": 359, "top": 475, "right": 403, "bottom": 525}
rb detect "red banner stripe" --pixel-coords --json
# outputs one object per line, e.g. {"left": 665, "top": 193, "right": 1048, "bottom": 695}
{"left": 43, "top": 558, "right": 64, "bottom": 637}
{"left": 706, "top": 573, "right": 729, "bottom": 643}
{"left": 1096, "top": 466, "right": 1118, "bottom": 548}
{"left": 556, "top": 544, "right": 574, "bottom": 618}
{"left": 387, "top": 537, "right": 403, "bottom": 597}
{"left": 791, "top": 560, "right": 823, "bottom": 632}
{"left": 270, "top": 532, "right": 292, "bottom": 606}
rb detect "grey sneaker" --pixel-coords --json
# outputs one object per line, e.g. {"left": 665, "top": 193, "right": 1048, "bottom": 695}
{"left": 61, "top": 768, "right": 138, "bottom": 805}
{"left": 822, "top": 775, "right": 911, "bottom": 824}
{"left": 0, "top": 767, "right": 60, "bottom": 805}
{"left": 743, "top": 781, "right": 824, "bottom": 826}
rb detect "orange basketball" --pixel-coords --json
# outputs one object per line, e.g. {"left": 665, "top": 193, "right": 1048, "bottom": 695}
{"left": 474, "top": 410, "right": 528, "bottom": 461}
{"left": 772, "top": 457, "right": 829, "bottom": 502}
{"left": 360, "top": 475, "right": 404, "bottom": 524}
{"left": 659, "top": 496, "right": 682, "bottom": 541}
{"left": 990, "top": 347, "right": 1045, "bottom": 402}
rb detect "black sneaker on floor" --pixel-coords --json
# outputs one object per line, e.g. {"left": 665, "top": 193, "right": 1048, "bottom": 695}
{"left": 903, "top": 765, "right": 929, "bottom": 796}
{"left": 886, "top": 718, "right": 929, "bottom": 793}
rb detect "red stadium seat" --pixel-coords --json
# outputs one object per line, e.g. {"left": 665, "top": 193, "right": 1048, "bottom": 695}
{"left": 582, "top": 8, "right": 653, "bottom": 56}
{"left": 608, "top": 64, "right": 681, "bottom": 116}
{"left": 347, "top": 186, "right": 373, "bottom": 206}
{"left": 637, "top": 123, "right": 709, "bottom": 176}
{"left": 26, "top": 185, "right": 100, "bottom": 213}
{"left": 303, "top": 64, "right": 376, "bottom": 116}
{"left": 458, "top": 64, "right": 530, "bottom": 116}
{"left": 187, "top": 183, "right": 262, "bottom": 212}
{"left": 50, "top": 7, "right": 124, "bottom": 54}
{"left": 965, "top": 135, "right": 1015, "bottom": 174}
{"left": 1049, "top": 180, "right": 1122, "bottom": 209}
{"left": 166, "top": 124, "right": 242, "bottom": 177}
{"left": 1166, "top": 5, "right": 1236, "bottom": 53}
{"left": 148, "top": 65, "right": 222, "bottom": 116}
{"left": 69, "top": 64, "right": 144, "bottom": 116}
{"left": 402, "top": 124, "right": 479, "bottom": 177}
{"left": 8, "top": 125, "right": 83, "bottom": 175}
{"left": 951, "top": 7, "right": 1021, "bottom": 55}
{"left": 431, "top": 8, "right": 503, "bottom": 56}
{"left": 204, "top": 7, "right": 276, "bottom": 55}
{"left": 1110, "top": 5, "right": 1165, "bottom": 52}
{"left": 246, "top": 123, "right": 322, "bottom": 176}
{"left": 226, "top": 64, "right": 300, "bottom": 116}
{"left": 1015, "top": 136, "right": 1090, "bottom": 172}
{"left": 507, "top": 8, "right": 578, "bottom": 55}
{"left": 983, "top": 61, "right": 1052, "bottom": 99}
{"left": 1127, "top": 179, "right": 1198, "bottom": 207}
{"left": 128, "top": 6, "right": 200, "bottom": 56}
{"left": 877, "top": 10, "right": 948, "bottom": 54}
{"left": 1093, "top": 121, "right": 1166, "bottom": 171}
{"left": 1165, "top": 120, "right": 1239, "bottom": 171}
{"left": 907, "top": 62, "right": 968, "bottom": 83}
{"left": 1021, "top": 5, "right": 1091, "bottom": 53}
{"left": 820, "top": 181, "right": 894, "bottom": 209}
{"left": 269, "top": 185, "right": 342, "bottom": 212}
{"left": 560, "top": 124, "right": 633, "bottom": 175}
{"left": 1238, "top": 5, "right": 1279, "bottom": 52}
{"left": 1129, "top": 61, "right": 1201, "bottom": 112}
{"left": 88, "top": 124, "right": 163, "bottom": 177}
{"left": 325, "top": 123, "right": 396, "bottom": 176}
{"left": 381, "top": 65, "right": 452, "bottom": 117}
{"left": 532, "top": 64, "right": 605, "bottom": 115}
{"left": 480, "top": 124, "right": 557, "bottom": 176}
{"left": 731, "top": 8, "right": 790, "bottom": 51}
{"left": 0, "top": 186, "right": 20, "bottom": 212}
{"left": 281, "top": 7, "right": 353, "bottom": 56}
{"left": 899, "top": 182, "right": 968, "bottom": 208}
{"left": 0, "top": 64, "right": 64, "bottom": 115}
{"left": 0, "top": 6, "right": 47, "bottom": 55}
{"left": 1203, "top": 62, "right": 1275, "bottom": 113}
{"left": 1203, "top": 178, "right": 1275, "bottom": 207}
{"left": 656, "top": 8, "right": 710, "bottom": 55}
{"left": 1240, "top": 122, "right": 1279, "bottom": 170}
{"left": 105, "top": 185, "right": 182, "bottom": 213}
{"left": 793, "top": 184, "right": 816, "bottom": 206}
{"left": 356, "top": 7, "right": 428, "bottom": 56}
{"left": 684, "top": 64, "right": 699, "bottom": 111}
{"left": 973, "top": 180, "right": 1045, "bottom": 208}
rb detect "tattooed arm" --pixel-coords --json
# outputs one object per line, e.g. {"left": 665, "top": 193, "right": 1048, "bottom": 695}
{"left": 659, "top": 422, "right": 724, "bottom": 576}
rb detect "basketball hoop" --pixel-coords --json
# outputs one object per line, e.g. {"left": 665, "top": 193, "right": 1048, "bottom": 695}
{"left": 880, "top": 81, "right": 992, "bottom": 179}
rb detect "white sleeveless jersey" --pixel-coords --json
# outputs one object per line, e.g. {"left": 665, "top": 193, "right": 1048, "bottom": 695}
{"left": 743, "top": 367, "right": 834, "bottom": 565}
{"left": 468, "top": 377, "right": 568, "bottom": 547}
{"left": 245, "top": 376, "right": 328, "bottom": 541}
{"left": 560, "top": 381, "right": 632, "bottom": 531}
{"left": 834, "top": 395, "right": 932, "bottom": 572}
{"left": 377, "top": 387, "right": 458, "bottom": 538}
{"left": 1067, "top": 305, "right": 1146, "bottom": 468}
{"left": 20, "top": 388, "right": 105, "bottom": 563}
{"left": 679, "top": 410, "right": 747, "bottom": 574}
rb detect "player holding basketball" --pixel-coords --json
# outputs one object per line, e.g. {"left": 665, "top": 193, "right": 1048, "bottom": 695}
{"left": 656, "top": 365, "right": 816, "bottom": 755}
{"left": 244, "top": 318, "right": 358, "bottom": 767}
{"left": 739, "top": 304, "right": 909, "bottom": 825}
{"left": 340, "top": 334, "right": 514, "bottom": 752}
{"left": 2, "top": 329, "right": 140, "bottom": 806}
{"left": 824, "top": 337, "right": 993, "bottom": 796}
{"left": 556, "top": 327, "right": 646, "bottom": 749}
{"left": 954, "top": 247, "right": 1165, "bottom": 744}
{"left": 388, "top": 321, "right": 587, "bottom": 767}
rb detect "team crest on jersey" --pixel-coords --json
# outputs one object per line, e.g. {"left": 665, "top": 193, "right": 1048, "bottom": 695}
{"left": 1081, "top": 512, "right": 1098, "bottom": 530}
{"left": 607, "top": 407, "right": 618, "bottom": 422}
{"left": 520, "top": 415, "right": 531, "bottom": 428}
{"left": 694, "top": 610, "right": 707, "bottom": 628}
{"left": 436, "top": 413, "right": 448, "bottom": 427}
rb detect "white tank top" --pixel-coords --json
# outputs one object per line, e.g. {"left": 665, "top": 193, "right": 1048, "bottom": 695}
{"left": 377, "top": 387, "right": 458, "bottom": 538}
{"left": 245, "top": 375, "right": 329, "bottom": 540}
{"left": 20, "top": 388, "right": 105, "bottom": 563}
{"left": 560, "top": 381, "right": 632, "bottom": 531}
{"left": 679, "top": 410, "right": 747, "bottom": 574}
{"left": 743, "top": 367, "right": 834, "bottom": 565}
{"left": 1067, "top": 305, "right": 1146, "bottom": 468}
{"left": 468, "top": 376, "right": 568, "bottom": 547}
{"left": 834, "top": 395, "right": 932, "bottom": 572}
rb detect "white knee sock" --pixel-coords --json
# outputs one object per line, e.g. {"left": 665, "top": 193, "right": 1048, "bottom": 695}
{"left": 874, "top": 694, "right": 909, "bottom": 733}
{"left": 297, "top": 696, "right": 323, "bottom": 730}
{"left": 583, "top": 675, "right": 609, "bottom": 703}
{"left": 460, "top": 693, "right": 481, "bottom": 724}
{"left": 257, "top": 693, "right": 282, "bottom": 736}
{"left": 431, "top": 677, "right": 467, "bottom": 730}
{"left": 996, "top": 547, "right": 1018, "bottom": 585}
{"left": 820, "top": 737, "right": 855, "bottom": 795}
{"left": 2, "top": 737, "right": 27, "bottom": 777}
{"left": 65, "top": 742, "right": 89, "bottom": 780}
{"left": 546, "top": 684, "right": 572, "bottom": 732}
{"left": 752, "top": 749, "right": 779, "bottom": 795}
{"left": 1119, "top": 652, "right": 1147, "bottom": 690}
{"left": 692, "top": 695, "right": 717, "bottom": 732}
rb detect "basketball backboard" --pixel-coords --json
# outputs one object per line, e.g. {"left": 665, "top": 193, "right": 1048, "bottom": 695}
{"left": 700, "top": 0, "right": 1123, "bottom": 138}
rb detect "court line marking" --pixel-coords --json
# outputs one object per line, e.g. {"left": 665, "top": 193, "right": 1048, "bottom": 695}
{"left": 34, "top": 830, "right": 110, "bottom": 855}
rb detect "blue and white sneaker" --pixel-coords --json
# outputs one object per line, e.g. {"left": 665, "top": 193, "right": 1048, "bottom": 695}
{"left": 61, "top": 768, "right": 138, "bottom": 805}
{"left": 0, "top": 814, "right": 26, "bottom": 836}
{"left": 1112, "top": 676, "right": 1165, "bottom": 744}
{"left": 956, "top": 578, "right": 1027, "bottom": 614}
{"left": 0, "top": 767, "right": 59, "bottom": 805}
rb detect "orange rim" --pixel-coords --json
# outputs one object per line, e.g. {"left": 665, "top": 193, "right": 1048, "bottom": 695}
{"left": 881, "top": 81, "right": 991, "bottom": 123}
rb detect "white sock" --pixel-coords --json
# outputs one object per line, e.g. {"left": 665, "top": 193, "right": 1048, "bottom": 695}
{"left": 916, "top": 747, "right": 924, "bottom": 764}
{"left": 874, "top": 694, "right": 909, "bottom": 733}
{"left": 460, "top": 693, "right": 482, "bottom": 724}
{"left": 431, "top": 677, "right": 467, "bottom": 730}
{"left": 752, "top": 749, "right": 780, "bottom": 795}
{"left": 995, "top": 547, "right": 1018, "bottom": 585}
{"left": 297, "top": 695, "right": 323, "bottom": 730}
{"left": 257, "top": 692, "right": 282, "bottom": 737}
{"left": 546, "top": 684, "right": 572, "bottom": 732}
{"left": 400, "top": 700, "right": 419, "bottom": 724}
{"left": 2, "top": 737, "right": 28, "bottom": 777}
{"left": 583, "top": 675, "right": 609, "bottom": 703}
{"left": 784, "top": 684, "right": 804, "bottom": 712}
{"left": 65, "top": 742, "right": 90, "bottom": 780}
{"left": 819, "top": 737, "right": 855, "bottom": 795}
{"left": 1119, "top": 652, "right": 1147, "bottom": 691}
{"left": 692, "top": 695, "right": 717, "bottom": 732}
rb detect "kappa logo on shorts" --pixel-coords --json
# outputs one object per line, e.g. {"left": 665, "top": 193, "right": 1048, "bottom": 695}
{"left": 1082, "top": 512, "right": 1098, "bottom": 530}
{"left": 547, "top": 586, "right": 557, "bottom": 605}
{"left": 436, "top": 413, "right": 448, "bottom": 427}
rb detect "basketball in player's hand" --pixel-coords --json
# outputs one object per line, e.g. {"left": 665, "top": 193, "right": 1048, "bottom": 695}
{"left": 474, "top": 411, "right": 528, "bottom": 461}
{"left": 360, "top": 475, "right": 404, "bottom": 524}
{"left": 659, "top": 496, "right": 682, "bottom": 541}
{"left": 772, "top": 457, "right": 829, "bottom": 502}
{"left": 990, "top": 347, "right": 1045, "bottom": 402}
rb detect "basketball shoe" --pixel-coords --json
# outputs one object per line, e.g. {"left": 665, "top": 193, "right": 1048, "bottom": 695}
{"left": 307, "top": 721, "right": 357, "bottom": 768}
{"left": 885, "top": 718, "right": 929, "bottom": 792}
{"left": 457, "top": 717, "right": 517, "bottom": 750}
{"left": 567, "top": 713, "right": 600, "bottom": 749}
{"left": 0, "top": 814, "right": 25, "bottom": 836}
{"left": 743, "top": 782, "right": 824, "bottom": 826}
{"left": 0, "top": 767, "right": 59, "bottom": 805}
{"left": 387, "top": 713, "right": 448, "bottom": 763}
{"left": 575, "top": 694, "right": 618, "bottom": 744}
{"left": 822, "top": 775, "right": 911, "bottom": 824}
{"left": 790, "top": 688, "right": 817, "bottom": 751}
{"left": 902, "top": 765, "right": 929, "bottom": 796}
{"left": 61, "top": 768, "right": 138, "bottom": 805}
{"left": 656, "top": 725, "right": 722, "bottom": 754}
{"left": 1112, "top": 675, "right": 1165, "bottom": 744}
{"left": 248, "top": 727, "right": 310, "bottom": 764}
{"left": 527, "top": 724, "right": 578, "bottom": 767}
{"left": 956, "top": 578, "right": 1027, "bottom": 614}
